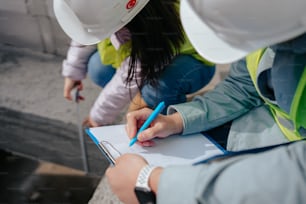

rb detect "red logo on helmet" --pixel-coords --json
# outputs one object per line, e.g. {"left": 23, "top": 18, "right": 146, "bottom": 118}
{"left": 126, "top": 0, "right": 137, "bottom": 9}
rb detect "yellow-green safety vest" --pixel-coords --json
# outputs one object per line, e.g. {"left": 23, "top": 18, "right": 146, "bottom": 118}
{"left": 97, "top": 38, "right": 131, "bottom": 69}
{"left": 246, "top": 49, "right": 306, "bottom": 141}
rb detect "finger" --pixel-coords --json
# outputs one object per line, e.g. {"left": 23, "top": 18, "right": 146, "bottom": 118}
{"left": 137, "top": 119, "right": 165, "bottom": 141}
{"left": 126, "top": 108, "right": 153, "bottom": 139}
{"left": 64, "top": 89, "right": 72, "bottom": 100}
{"left": 77, "top": 82, "right": 83, "bottom": 91}
{"left": 78, "top": 95, "right": 85, "bottom": 101}
{"left": 63, "top": 82, "right": 73, "bottom": 100}
{"left": 126, "top": 112, "right": 139, "bottom": 139}
{"left": 138, "top": 140, "right": 155, "bottom": 147}
{"left": 64, "top": 79, "right": 75, "bottom": 100}
{"left": 83, "top": 116, "right": 99, "bottom": 128}
{"left": 82, "top": 118, "right": 91, "bottom": 127}
{"left": 138, "top": 128, "right": 155, "bottom": 141}
{"left": 127, "top": 108, "right": 157, "bottom": 141}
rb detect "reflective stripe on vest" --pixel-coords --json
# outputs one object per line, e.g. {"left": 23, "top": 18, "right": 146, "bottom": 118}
{"left": 277, "top": 116, "right": 306, "bottom": 137}
{"left": 246, "top": 49, "right": 306, "bottom": 141}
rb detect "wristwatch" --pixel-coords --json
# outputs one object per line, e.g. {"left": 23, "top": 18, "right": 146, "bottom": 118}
{"left": 134, "top": 164, "right": 157, "bottom": 204}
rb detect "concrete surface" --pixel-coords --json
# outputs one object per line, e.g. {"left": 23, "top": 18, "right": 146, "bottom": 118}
{"left": 0, "top": 45, "right": 100, "bottom": 124}
{"left": 0, "top": 45, "right": 113, "bottom": 204}
{"left": 0, "top": 44, "right": 109, "bottom": 203}
{"left": 0, "top": 0, "right": 70, "bottom": 56}
{"left": 0, "top": 149, "right": 100, "bottom": 204}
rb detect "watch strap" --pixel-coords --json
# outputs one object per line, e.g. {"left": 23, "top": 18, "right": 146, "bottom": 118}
{"left": 136, "top": 164, "right": 157, "bottom": 191}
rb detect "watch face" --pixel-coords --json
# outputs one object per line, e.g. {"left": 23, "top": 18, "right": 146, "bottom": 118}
{"left": 134, "top": 187, "right": 156, "bottom": 204}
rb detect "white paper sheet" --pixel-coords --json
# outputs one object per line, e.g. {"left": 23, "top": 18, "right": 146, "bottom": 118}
{"left": 87, "top": 124, "right": 224, "bottom": 167}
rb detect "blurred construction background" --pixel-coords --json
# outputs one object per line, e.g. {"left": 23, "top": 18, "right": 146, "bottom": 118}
{"left": 0, "top": 1, "right": 104, "bottom": 203}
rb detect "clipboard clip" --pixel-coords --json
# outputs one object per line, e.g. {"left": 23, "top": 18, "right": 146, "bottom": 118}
{"left": 99, "top": 141, "right": 122, "bottom": 165}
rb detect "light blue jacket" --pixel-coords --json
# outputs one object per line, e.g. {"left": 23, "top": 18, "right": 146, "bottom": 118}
{"left": 158, "top": 58, "right": 306, "bottom": 203}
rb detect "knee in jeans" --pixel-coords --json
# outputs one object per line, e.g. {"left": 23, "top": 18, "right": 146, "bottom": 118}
{"left": 141, "top": 83, "right": 186, "bottom": 113}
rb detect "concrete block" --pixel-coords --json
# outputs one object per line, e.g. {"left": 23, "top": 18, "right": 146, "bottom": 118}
{"left": 37, "top": 16, "right": 56, "bottom": 54}
{"left": 27, "top": 0, "right": 47, "bottom": 16}
{"left": 88, "top": 176, "right": 122, "bottom": 204}
{"left": 47, "top": 0, "right": 71, "bottom": 56}
{"left": 0, "top": 11, "right": 44, "bottom": 51}
{"left": 46, "top": 0, "right": 56, "bottom": 18}
{"left": 50, "top": 19, "right": 71, "bottom": 56}
{"left": 0, "top": 0, "right": 70, "bottom": 55}
{"left": 0, "top": 0, "right": 27, "bottom": 14}
{"left": 27, "top": 0, "right": 56, "bottom": 53}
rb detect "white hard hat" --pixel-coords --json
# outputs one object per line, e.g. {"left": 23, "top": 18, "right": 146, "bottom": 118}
{"left": 53, "top": 0, "right": 149, "bottom": 45}
{"left": 180, "top": 0, "right": 306, "bottom": 64}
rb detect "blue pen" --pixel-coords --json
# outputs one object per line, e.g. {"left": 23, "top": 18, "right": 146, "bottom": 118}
{"left": 129, "top": 101, "right": 166, "bottom": 147}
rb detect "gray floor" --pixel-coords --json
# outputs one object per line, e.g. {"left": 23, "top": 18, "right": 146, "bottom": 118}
{"left": 0, "top": 45, "right": 101, "bottom": 125}
{"left": 0, "top": 150, "right": 101, "bottom": 204}
{"left": 0, "top": 45, "right": 104, "bottom": 204}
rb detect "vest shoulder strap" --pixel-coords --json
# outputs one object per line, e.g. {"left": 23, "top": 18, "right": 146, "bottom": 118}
{"left": 245, "top": 49, "right": 266, "bottom": 83}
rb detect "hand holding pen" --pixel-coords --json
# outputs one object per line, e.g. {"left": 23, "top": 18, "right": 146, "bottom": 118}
{"left": 129, "top": 101, "right": 166, "bottom": 146}
{"left": 126, "top": 101, "right": 184, "bottom": 147}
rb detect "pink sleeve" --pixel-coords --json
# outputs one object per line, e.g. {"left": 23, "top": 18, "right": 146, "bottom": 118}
{"left": 111, "top": 27, "right": 131, "bottom": 50}
{"left": 89, "top": 57, "right": 141, "bottom": 125}
{"left": 62, "top": 40, "right": 97, "bottom": 80}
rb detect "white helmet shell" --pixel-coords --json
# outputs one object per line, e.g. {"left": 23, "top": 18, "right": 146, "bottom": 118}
{"left": 181, "top": 0, "right": 306, "bottom": 64}
{"left": 53, "top": 0, "right": 149, "bottom": 45}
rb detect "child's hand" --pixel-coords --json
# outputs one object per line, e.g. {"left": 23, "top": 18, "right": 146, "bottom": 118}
{"left": 83, "top": 116, "right": 99, "bottom": 128}
{"left": 63, "top": 77, "right": 84, "bottom": 101}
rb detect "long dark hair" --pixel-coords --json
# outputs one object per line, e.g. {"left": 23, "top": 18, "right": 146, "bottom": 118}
{"left": 125, "top": 0, "right": 185, "bottom": 89}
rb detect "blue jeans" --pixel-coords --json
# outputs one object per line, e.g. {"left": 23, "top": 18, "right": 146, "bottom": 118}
{"left": 88, "top": 52, "right": 215, "bottom": 114}
{"left": 87, "top": 51, "right": 116, "bottom": 88}
{"left": 142, "top": 54, "right": 215, "bottom": 114}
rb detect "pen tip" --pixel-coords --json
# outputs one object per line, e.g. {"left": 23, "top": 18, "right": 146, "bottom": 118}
{"left": 129, "top": 138, "right": 137, "bottom": 147}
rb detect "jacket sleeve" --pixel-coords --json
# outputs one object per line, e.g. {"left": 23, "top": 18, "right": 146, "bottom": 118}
{"left": 157, "top": 141, "right": 306, "bottom": 204}
{"left": 89, "top": 57, "right": 141, "bottom": 125}
{"left": 62, "top": 40, "right": 97, "bottom": 80}
{"left": 168, "top": 59, "right": 263, "bottom": 135}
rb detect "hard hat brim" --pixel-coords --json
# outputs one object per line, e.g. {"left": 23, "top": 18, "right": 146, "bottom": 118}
{"left": 180, "top": 0, "right": 248, "bottom": 64}
{"left": 53, "top": 0, "right": 101, "bottom": 45}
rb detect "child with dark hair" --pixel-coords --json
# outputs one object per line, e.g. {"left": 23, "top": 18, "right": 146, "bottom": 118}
{"left": 57, "top": 0, "right": 215, "bottom": 126}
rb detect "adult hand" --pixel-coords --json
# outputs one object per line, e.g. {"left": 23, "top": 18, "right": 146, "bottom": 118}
{"left": 63, "top": 77, "right": 84, "bottom": 101}
{"left": 126, "top": 108, "right": 184, "bottom": 146}
{"left": 82, "top": 116, "right": 99, "bottom": 128}
{"left": 106, "top": 154, "right": 162, "bottom": 204}
{"left": 106, "top": 154, "right": 147, "bottom": 204}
